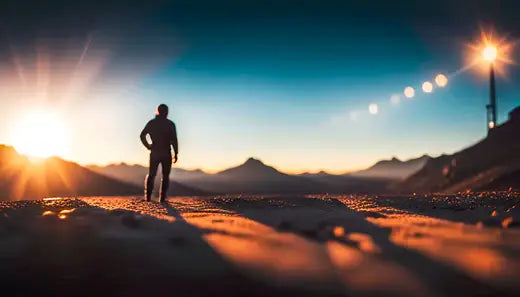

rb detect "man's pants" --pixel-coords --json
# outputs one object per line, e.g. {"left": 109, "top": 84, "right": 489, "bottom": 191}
{"left": 145, "top": 153, "right": 172, "bottom": 201}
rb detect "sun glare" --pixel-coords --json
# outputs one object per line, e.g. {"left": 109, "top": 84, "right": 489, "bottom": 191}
{"left": 464, "top": 30, "right": 516, "bottom": 77}
{"left": 11, "top": 110, "right": 69, "bottom": 159}
{"left": 482, "top": 45, "right": 497, "bottom": 62}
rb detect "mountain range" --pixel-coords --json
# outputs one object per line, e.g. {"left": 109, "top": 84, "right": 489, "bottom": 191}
{"left": 3, "top": 106, "right": 519, "bottom": 199}
{"left": 351, "top": 155, "right": 430, "bottom": 180}
{"left": 0, "top": 145, "right": 204, "bottom": 201}
{"left": 89, "top": 106, "right": 520, "bottom": 194}
{"left": 396, "top": 107, "right": 520, "bottom": 193}
{"left": 89, "top": 156, "right": 428, "bottom": 195}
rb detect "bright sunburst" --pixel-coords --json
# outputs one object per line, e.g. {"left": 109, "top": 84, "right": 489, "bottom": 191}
{"left": 464, "top": 29, "right": 517, "bottom": 77}
{"left": 11, "top": 110, "right": 69, "bottom": 159}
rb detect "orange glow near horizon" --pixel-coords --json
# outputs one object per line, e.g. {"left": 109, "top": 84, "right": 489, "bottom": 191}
{"left": 10, "top": 110, "right": 69, "bottom": 159}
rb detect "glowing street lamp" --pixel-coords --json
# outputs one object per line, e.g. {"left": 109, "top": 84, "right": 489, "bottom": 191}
{"left": 483, "top": 44, "right": 497, "bottom": 131}
{"left": 482, "top": 45, "right": 497, "bottom": 62}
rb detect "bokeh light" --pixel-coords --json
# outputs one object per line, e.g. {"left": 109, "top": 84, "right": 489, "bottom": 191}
{"left": 404, "top": 87, "right": 415, "bottom": 98}
{"left": 422, "top": 81, "right": 433, "bottom": 93}
{"left": 349, "top": 111, "right": 359, "bottom": 121}
{"left": 368, "top": 103, "right": 378, "bottom": 115}
{"left": 390, "top": 94, "right": 401, "bottom": 104}
{"left": 435, "top": 74, "right": 448, "bottom": 87}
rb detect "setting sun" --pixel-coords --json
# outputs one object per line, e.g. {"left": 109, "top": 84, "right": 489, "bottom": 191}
{"left": 11, "top": 110, "right": 69, "bottom": 159}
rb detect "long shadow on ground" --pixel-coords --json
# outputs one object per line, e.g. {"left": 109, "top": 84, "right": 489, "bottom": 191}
{"left": 208, "top": 196, "right": 512, "bottom": 297}
{"left": 0, "top": 198, "right": 348, "bottom": 297}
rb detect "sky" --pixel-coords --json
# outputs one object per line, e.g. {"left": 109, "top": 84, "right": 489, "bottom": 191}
{"left": 1, "top": 0, "right": 520, "bottom": 173}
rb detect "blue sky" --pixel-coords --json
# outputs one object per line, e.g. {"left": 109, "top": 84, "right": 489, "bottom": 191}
{"left": 0, "top": 0, "right": 520, "bottom": 173}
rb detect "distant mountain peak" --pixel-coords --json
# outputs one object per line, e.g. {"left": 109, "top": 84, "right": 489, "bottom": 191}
{"left": 352, "top": 154, "right": 431, "bottom": 180}
{"left": 244, "top": 157, "right": 264, "bottom": 166}
{"left": 374, "top": 157, "right": 401, "bottom": 165}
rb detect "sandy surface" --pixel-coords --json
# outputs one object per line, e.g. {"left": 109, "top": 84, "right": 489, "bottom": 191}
{"left": 1, "top": 193, "right": 519, "bottom": 297}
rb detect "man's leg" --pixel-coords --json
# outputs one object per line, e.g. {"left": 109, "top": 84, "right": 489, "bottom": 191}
{"left": 159, "top": 155, "right": 172, "bottom": 202}
{"left": 145, "top": 155, "right": 160, "bottom": 201}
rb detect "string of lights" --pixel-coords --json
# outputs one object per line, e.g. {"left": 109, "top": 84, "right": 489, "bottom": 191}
{"left": 359, "top": 30, "right": 515, "bottom": 130}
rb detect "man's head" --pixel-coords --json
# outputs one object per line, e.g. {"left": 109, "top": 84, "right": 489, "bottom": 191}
{"left": 156, "top": 104, "right": 169, "bottom": 118}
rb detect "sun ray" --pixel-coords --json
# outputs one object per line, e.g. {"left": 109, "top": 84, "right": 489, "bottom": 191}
{"left": 48, "top": 158, "right": 74, "bottom": 193}
{"left": 462, "top": 28, "right": 518, "bottom": 78}
{"left": 8, "top": 43, "right": 27, "bottom": 88}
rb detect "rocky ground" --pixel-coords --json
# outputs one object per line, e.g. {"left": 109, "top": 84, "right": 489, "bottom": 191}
{"left": 0, "top": 192, "right": 519, "bottom": 297}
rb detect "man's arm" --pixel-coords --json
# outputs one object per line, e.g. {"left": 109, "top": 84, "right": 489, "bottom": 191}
{"left": 140, "top": 122, "right": 152, "bottom": 150}
{"left": 171, "top": 122, "right": 178, "bottom": 163}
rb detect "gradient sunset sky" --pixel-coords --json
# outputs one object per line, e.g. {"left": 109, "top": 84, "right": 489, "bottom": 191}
{"left": 1, "top": 0, "right": 520, "bottom": 173}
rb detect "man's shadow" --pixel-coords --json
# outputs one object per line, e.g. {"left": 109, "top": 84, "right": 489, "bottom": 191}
{"left": 161, "top": 202, "right": 346, "bottom": 297}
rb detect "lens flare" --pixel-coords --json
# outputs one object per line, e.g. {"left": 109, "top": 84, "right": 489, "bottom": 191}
{"left": 368, "top": 103, "right": 378, "bottom": 115}
{"left": 422, "top": 81, "right": 433, "bottom": 93}
{"left": 435, "top": 74, "right": 448, "bottom": 87}
{"left": 11, "top": 110, "right": 69, "bottom": 158}
{"left": 482, "top": 45, "right": 497, "bottom": 62}
{"left": 404, "top": 87, "right": 415, "bottom": 98}
{"left": 390, "top": 94, "right": 401, "bottom": 104}
{"left": 464, "top": 29, "right": 516, "bottom": 77}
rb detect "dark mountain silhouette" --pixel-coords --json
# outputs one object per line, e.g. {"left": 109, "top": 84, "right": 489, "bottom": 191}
{"left": 92, "top": 158, "right": 391, "bottom": 194}
{"left": 85, "top": 163, "right": 207, "bottom": 196}
{"left": 396, "top": 107, "right": 520, "bottom": 193}
{"left": 298, "top": 171, "right": 391, "bottom": 193}
{"left": 0, "top": 145, "right": 204, "bottom": 200}
{"left": 352, "top": 155, "right": 430, "bottom": 180}
{"left": 0, "top": 145, "right": 140, "bottom": 200}
{"left": 87, "top": 163, "right": 208, "bottom": 191}
{"left": 186, "top": 157, "right": 325, "bottom": 194}
{"left": 217, "top": 157, "right": 287, "bottom": 180}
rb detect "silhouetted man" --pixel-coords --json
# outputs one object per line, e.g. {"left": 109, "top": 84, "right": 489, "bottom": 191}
{"left": 140, "top": 104, "right": 178, "bottom": 202}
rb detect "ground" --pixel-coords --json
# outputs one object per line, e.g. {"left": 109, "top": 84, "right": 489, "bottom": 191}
{"left": 0, "top": 193, "right": 519, "bottom": 297}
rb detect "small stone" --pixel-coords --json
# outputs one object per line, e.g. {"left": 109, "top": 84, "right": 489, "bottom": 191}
{"left": 42, "top": 210, "right": 55, "bottom": 217}
{"left": 333, "top": 226, "right": 345, "bottom": 237}
{"left": 502, "top": 217, "right": 514, "bottom": 228}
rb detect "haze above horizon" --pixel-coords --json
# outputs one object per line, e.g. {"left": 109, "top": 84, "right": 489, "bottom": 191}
{"left": 1, "top": 0, "right": 520, "bottom": 174}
